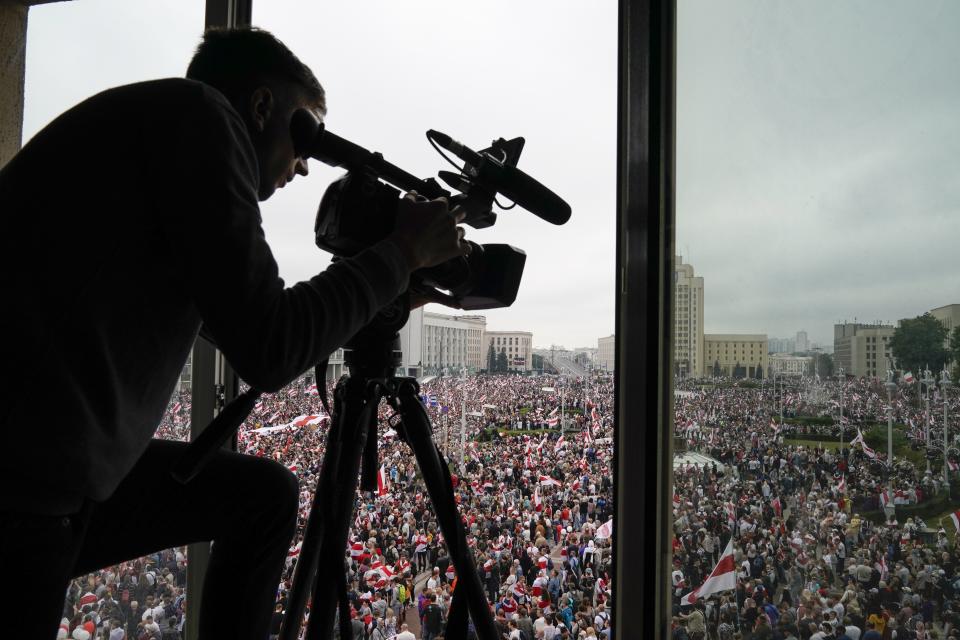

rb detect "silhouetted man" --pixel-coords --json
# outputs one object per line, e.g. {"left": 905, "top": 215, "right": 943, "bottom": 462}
{"left": 0, "top": 27, "right": 469, "bottom": 639}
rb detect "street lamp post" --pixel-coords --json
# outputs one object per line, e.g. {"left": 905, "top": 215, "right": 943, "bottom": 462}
{"left": 923, "top": 367, "right": 935, "bottom": 474}
{"left": 838, "top": 367, "right": 845, "bottom": 451}
{"left": 943, "top": 368, "right": 952, "bottom": 487}
{"left": 885, "top": 368, "right": 897, "bottom": 468}
{"left": 460, "top": 366, "right": 467, "bottom": 475}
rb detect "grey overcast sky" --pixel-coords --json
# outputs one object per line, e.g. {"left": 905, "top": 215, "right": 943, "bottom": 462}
{"left": 22, "top": 1, "right": 960, "bottom": 351}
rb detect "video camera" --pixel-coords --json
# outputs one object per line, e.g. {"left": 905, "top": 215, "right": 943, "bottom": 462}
{"left": 289, "top": 109, "right": 571, "bottom": 311}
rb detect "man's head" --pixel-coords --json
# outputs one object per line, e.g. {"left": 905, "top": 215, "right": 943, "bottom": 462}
{"left": 186, "top": 27, "right": 326, "bottom": 201}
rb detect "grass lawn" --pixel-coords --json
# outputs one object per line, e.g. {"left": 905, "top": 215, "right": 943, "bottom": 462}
{"left": 784, "top": 439, "right": 842, "bottom": 451}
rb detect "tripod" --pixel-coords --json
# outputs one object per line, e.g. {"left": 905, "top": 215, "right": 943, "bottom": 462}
{"left": 174, "top": 299, "right": 497, "bottom": 640}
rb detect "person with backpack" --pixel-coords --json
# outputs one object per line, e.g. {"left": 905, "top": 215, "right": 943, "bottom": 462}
{"left": 421, "top": 593, "right": 444, "bottom": 640}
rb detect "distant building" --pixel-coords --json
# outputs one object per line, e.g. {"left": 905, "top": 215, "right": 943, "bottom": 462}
{"left": 769, "top": 354, "right": 812, "bottom": 376}
{"left": 833, "top": 322, "right": 894, "bottom": 378}
{"left": 597, "top": 335, "right": 615, "bottom": 371}
{"left": 703, "top": 334, "right": 768, "bottom": 378}
{"left": 422, "top": 312, "right": 486, "bottom": 374}
{"left": 768, "top": 337, "right": 796, "bottom": 354}
{"left": 398, "top": 306, "right": 424, "bottom": 378}
{"left": 486, "top": 331, "right": 533, "bottom": 372}
{"left": 795, "top": 330, "right": 809, "bottom": 353}
{"left": 930, "top": 304, "right": 960, "bottom": 335}
{"left": 674, "top": 256, "right": 704, "bottom": 378}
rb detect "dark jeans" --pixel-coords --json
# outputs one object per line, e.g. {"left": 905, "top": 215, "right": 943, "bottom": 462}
{"left": 1, "top": 439, "right": 299, "bottom": 639}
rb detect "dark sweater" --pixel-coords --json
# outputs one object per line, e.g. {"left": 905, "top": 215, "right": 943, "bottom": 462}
{"left": 0, "top": 78, "right": 409, "bottom": 513}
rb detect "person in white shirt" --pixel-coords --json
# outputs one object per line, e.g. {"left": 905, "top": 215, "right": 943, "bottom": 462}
{"left": 426, "top": 567, "right": 441, "bottom": 590}
{"left": 395, "top": 622, "right": 416, "bottom": 640}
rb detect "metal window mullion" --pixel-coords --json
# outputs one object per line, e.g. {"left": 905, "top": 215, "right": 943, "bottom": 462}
{"left": 613, "top": 0, "right": 676, "bottom": 638}
{"left": 185, "top": 5, "right": 252, "bottom": 640}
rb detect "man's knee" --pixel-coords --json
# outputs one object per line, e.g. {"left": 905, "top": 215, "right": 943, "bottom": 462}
{"left": 250, "top": 459, "right": 300, "bottom": 529}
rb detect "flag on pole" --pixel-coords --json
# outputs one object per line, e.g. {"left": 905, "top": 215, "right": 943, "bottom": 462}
{"left": 554, "top": 435, "right": 566, "bottom": 451}
{"left": 837, "top": 475, "right": 846, "bottom": 494}
{"left": 949, "top": 509, "right": 960, "bottom": 533}
{"left": 377, "top": 464, "right": 389, "bottom": 496}
{"left": 681, "top": 538, "right": 737, "bottom": 605}
{"left": 534, "top": 486, "right": 543, "bottom": 512}
{"left": 771, "top": 496, "right": 782, "bottom": 518}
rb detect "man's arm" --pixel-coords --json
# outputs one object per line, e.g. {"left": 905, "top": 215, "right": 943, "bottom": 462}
{"left": 157, "top": 88, "right": 459, "bottom": 391}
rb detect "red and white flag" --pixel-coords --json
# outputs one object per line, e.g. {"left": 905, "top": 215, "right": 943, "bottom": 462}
{"left": 377, "top": 464, "right": 389, "bottom": 496}
{"left": 949, "top": 509, "right": 960, "bottom": 533}
{"left": 306, "top": 383, "right": 318, "bottom": 396}
{"left": 287, "top": 387, "right": 299, "bottom": 397}
{"left": 172, "top": 402, "right": 182, "bottom": 414}
{"left": 534, "top": 486, "right": 543, "bottom": 512}
{"left": 837, "top": 475, "right": 847, "bottom": 494}
{"left": 770, "top": 496, "right": 782, "bottom": 518}
{"left": 547, "top": 416, "right": 560, "bottom": 427}
{"left": 596, "top": 518, "right": 613, "bottom": 539}
{"left": 879, "top": 490, "right": 893, "bottom": 509}
{"left": 681, "top": 538, "right": 737, "bottom": 605}
{"left": 539, "top": 475, "right": 561, "bottom": 487}
{"left": 554, "top": 435, "right": 566, "bottom": 451}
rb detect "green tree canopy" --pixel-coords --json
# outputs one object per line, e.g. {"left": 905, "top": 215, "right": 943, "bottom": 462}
{"left": 497, "top": 348, "right": 508, "bottom": 373}
{"left": 950, "top": 326, "right": 960, "bottom": 382}
{"left": 890, "top": 313, "right": 949, "bottom": 374}
{"left": 486, "top": 343, "right": 496, "bottom": 373}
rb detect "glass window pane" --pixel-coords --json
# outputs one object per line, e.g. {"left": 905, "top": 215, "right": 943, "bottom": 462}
{"left": 23, "top": 2, "right": 204, "bottom": 636}
{"left": 253, "top": 1, "right": 616, "bottom": 635}
{"left": 676, "top": 2, "right": 960, "bottom": 637}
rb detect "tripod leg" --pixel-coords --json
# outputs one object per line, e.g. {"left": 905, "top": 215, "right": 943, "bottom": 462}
{"left": 305, "top": 376, "right": 382, "bottom": 640}
{"left": 279, "top": 376, "right": 377, "bottom": 640}
{"left": 395, "top": 380, "right": 499, "bottom": 640}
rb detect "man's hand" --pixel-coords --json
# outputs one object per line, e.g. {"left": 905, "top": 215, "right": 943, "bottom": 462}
{"left": 388, "top": 191, "right": 471, "bottom": 272}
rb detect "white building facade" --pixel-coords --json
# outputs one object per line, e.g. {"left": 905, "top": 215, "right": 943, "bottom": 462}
{"left": 674, "top": 256, "right": 704, "bottom": 378}
{"left": 487, "top": 331, "right": 534, "bottom": 372}
{"left": 422, "top": 312, "right": 487, "bottom": 374}
{"left": 596, "top": 335, "right": 615, "bottom": 371}
{"left": 769, "top": 354, "right": 812, "bottom": 376}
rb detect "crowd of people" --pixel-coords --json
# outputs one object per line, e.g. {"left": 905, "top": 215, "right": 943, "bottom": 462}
{"left": 671, "top": 375, "right": 960, "bottom": 640}
{"left": 59, "top": 372, "right": 616, "bottom": 639}
{"left": 58, "top": 366, "right": 960, "bottom": 640}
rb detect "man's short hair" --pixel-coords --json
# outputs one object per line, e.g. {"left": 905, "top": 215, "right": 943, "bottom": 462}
{"left": 186, "top": 26, "right": 326, "bottom": 114}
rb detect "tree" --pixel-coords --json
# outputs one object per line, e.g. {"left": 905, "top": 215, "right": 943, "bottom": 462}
{"left": 497, "top": 348, "right": 508, "bottom": 373}
{"left": 807, "top": 352, "right": 834, "bottom": 378}
{"left": 486, "top": 343, "right": 496, "bottom": 374}
{"left": 890, "top": 313, "right": 949, "bottom": 375}
{"left": 951, "top": 326, "right": 960, "bottom": 382}
{"left": 755, "top": 362, "right": 763, "bottom": 380}
{"left": 532, "top": 353, "right": 544, "bottom": 372}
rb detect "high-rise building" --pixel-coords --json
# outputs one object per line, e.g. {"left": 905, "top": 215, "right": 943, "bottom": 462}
{"left": 833, "top": 322, "right": 894, "bottom": 378}
{"left": 486, "top": 331, "right": 534, "bottom": 372}
{"left": 421, "top": 312, "right": 486, "bottom": 374}
{"left": 597, "top": 335, "right": 615, "bottom": 371}
{"left": 397, "top": 306, "right": 425, "bottom": 378}
{"left": 674, "top": 256, "right": 704, "bottom": 377}
{"left": 702, "top": 334, "right": 768, "bottom": 378}
{"left": 930, "top": 304, "right": 960, "bottom": 341}
{"left": 795, "top": 330, "right": 809, "bottom": 353}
